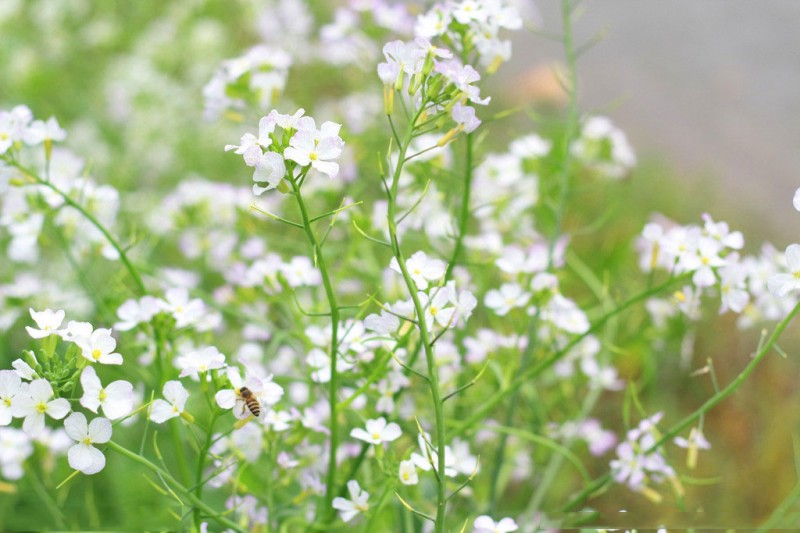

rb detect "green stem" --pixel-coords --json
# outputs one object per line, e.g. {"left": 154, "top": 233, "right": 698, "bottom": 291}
{"left": 8, "top": 160, "right": 147, "bottom": 295}
{"left": 563, "top": 299, "right": 800, "bottom": 513}
{"left": 106, "top": 441, "right": 245, "bottom": 533}
{"left": 286, "top": 173, "right": 341, "bottom": 522}
{"left": 444, "top": 132, "right": 473, "bottom": 281}
{"left": 193, "top": 412, "right": 218, "bottom": 530}
{"left": 386, "top": 107, "right": 448, "bottom": 533}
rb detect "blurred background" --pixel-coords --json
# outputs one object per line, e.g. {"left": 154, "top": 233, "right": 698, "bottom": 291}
{"left": 506, "top": 1, "right": 800, "bottom": 245}
{"left": 1, "top": 0, "right": 800, "bottom": 529}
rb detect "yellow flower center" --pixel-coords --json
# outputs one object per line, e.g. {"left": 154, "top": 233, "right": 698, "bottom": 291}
{"left": 92, "top": 349, "right": 102, "bottom": 360}
{"left": 430, "top": 306, "right": 438, "bottom": 316}
{"left": 36, "top": 402, "right": 47, "bottom": 414}
{"left": 309, "top": 152, "right": 318, "bottom": 161}
{"left": 99, "top": 388, "right": 107, "bottom": 402}
{"left": 82, "top": 437, "right": 92, "bottom": 445}
{"left": 2, "top": 398, "right": 10, "bottom": 407}
{"left": 371, "top": 432, "right": 382, "bottom": 441}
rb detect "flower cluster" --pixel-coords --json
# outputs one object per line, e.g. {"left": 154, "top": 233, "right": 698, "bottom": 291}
{"left": 203, "top": 45, "right": 292, "bottom": 121}
{"left": 610, "top": 413, "right": 678, "bottom": 501}
{"left": 226, "top": 108, "right": 345, "bottom": 194}
{"left": 0, "top": 106, "right": 124, "bottom": 266}
{"left": 572, "top": 116, "right": 637, "bottom": 180}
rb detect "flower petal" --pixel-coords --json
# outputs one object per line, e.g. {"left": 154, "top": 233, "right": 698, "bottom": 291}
{"left": 88, "top": 417, "right": 112, "bottom": 443}
{"left": 150, "top": 399, "right": 177, "bottom": 423}
{"left": 46, "top": 398, "right": 71, "bottom": 420}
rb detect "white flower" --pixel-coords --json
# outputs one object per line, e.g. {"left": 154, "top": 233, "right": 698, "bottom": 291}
{"left": 263, "top": 409, "right": 293, "bottom": 431}
{"left": 176, "top": 346, "right": 226, "bottom": 378}
{"left": 215, "top": 369, "right": 284, "bottom": 420}
{"left": 305, "top": 348, "right": 353, "bottom": 383}
{"left": 11, "top": 358, "right": 36, "bottom": 380}
{"left": 719, "top": 261, "right": 749, "bottom": 314}
{"left": 484, "top": 283, "right": 530, "bottom": 316}
{"left": 79, "top": 366, "right": 134, "bottom": 420}
{"left": 398, "top": 460, "right": 418, "bottom": 485}
{"left": 23, "top": 117, "right": 67, "bottom": 145}
{"left": 64, "top": 412, "right": 111, "bottom": 475}
{"left": 283, "top": 119, "right": 345, "bottom": 179}
{"left": 0, "top": 427, "right": 33, "bottom": 480}
{"left": 77, "top": 329, "right": 123, "bottom": 365}
{"left": 0, "top": 370, "right": 23, "bottom": 425}
{"left": 224, "top": 114, "right": 277, "bottom": 166}
{"left": 114, "top": 296, "right": 162, "bottom": 331}
{"left": 11, "top": 379, "right": 71, "bottom": 437}
{"left": 410, "top": 432, "right": 457, "bottom": 477}
{"left": 59, "top": 321, "right": 93, "bottom": 343}
{"left": 25, "top": 308, "right": 65, "bottom": 338}
{"left": 252, "top": 152, "right": 287, "bottom": 195}
{"left": 452, "top": 102, "right": 480, "bottom": 133}
{"left": 364, "top": 309, "right": 400, "bottom": 335}
{"left": 768, "top": 244, "right": 800, "bottom": 297}
{"left": 473, "top": 515, "right": 519, "bottom": 533}
{"left": 160, "top": 287, "right": 205, "bottom": 328}
{"left": 150, "top": 381, "right": 190, "bottom": 423}
{"left": 350, "top": 417, "right": 402, "bottom": 445}
{"left": 418, "top": 288, "right": 456, "bottom": 330}
{"left": 391, "top": 251, "right": 445, "bottom": 290}
{"left": 332, "top": 480, "right": 369, "bottom": 523}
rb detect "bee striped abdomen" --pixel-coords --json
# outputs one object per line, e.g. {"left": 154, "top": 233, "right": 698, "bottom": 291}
{"left": 238, "top": 386, "right": 261, "bottom": 417}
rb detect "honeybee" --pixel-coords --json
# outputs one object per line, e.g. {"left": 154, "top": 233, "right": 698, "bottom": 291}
{"left": 237, "top": 386, "right": 261, "bottom": 418}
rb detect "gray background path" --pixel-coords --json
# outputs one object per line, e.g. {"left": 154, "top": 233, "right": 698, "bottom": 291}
{"left": 506, "top": 1, "right": 800, "bottom": 241}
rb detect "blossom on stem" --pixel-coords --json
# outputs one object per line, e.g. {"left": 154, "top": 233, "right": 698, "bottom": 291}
{"left": 0, "top": 371, "right": 24, "bottom": 425}
{"left": 283, "top": 119, "right": 345, "bottom": 179}
{"left": 25, "top": 308, "right": 65, "bottom": 338}
{"left": 332, "top": 479, "right": 369, "bottom": 523}
{"left": 11, "top": 379, "right": 70, "bottom": 437}
{"left": 768, "top": 244, "right": 800, "bottom": 297}
{"left": 398, "top": 459, "right": 418, "bottom": 485}
{"left": 64, "top": 412, "right": 111, "bottom": 475}
{"left": 176, "top": 346, "right": 226, "bottom": 378}
{"left": 215, "top": 368, "right": 284, "bottom": 420}
{"left": 79, "top": 366, "right": 134, "bottom": 420}
{"left": 350, "top": 417, "right": 402, "bottom": 445}
{"left": 390, "top": 251, "right": 445, "bottom": 291}
{"left": 150, "top": 380, "right": 190, "bottom": 423}
{"left": 473, "top": 515, "right": 519, "bottom": 533}
{"left": 76, "top": 329, "right": 123, "bottom": 365}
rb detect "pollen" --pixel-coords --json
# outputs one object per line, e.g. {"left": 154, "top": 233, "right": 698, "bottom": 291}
{"left": 92, "top": 349, "right": 102, "bottom": 360}
{"left": 309, "top": 151, "right": 318, "bottom": 161}
{"left": 36, "top": 402, "right": 47, "bottom": 414}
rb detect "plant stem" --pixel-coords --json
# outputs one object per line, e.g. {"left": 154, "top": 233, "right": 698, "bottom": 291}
{"left": 7, "top": 160, "right": 147, "bottom": 295}
{"left": 444, "top": 132, "right": 473, "bottom": 281}
{"left": 106, "top": 440, "right": 245, "bottom": 532}
{"left": 286, "top": 173, "right": 341, "bottom": 521}
{"left": 386, "top": 107, "right": 448, "bottom": 533}
{"left": 193, "top": 412, "right": 218, "bottom": 530}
